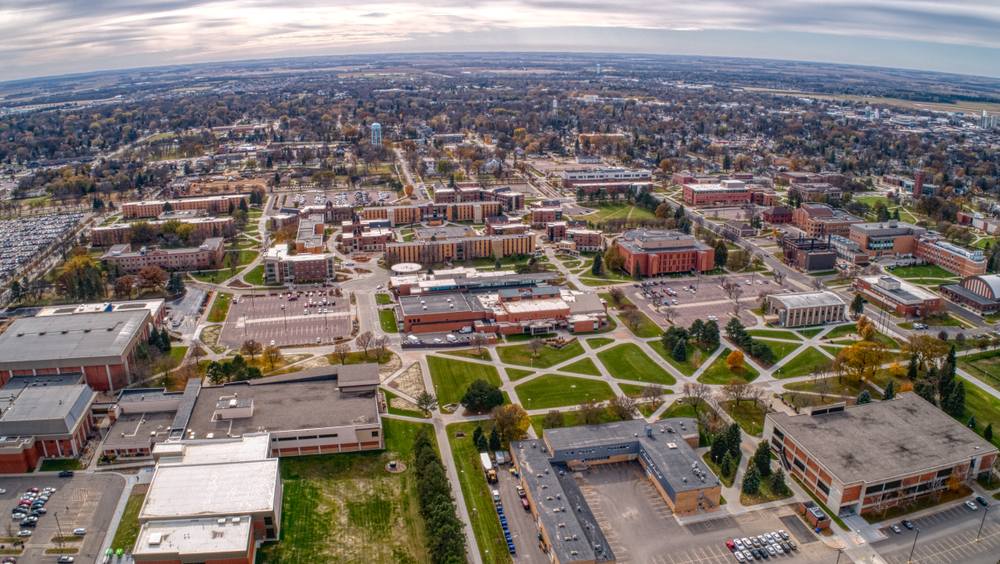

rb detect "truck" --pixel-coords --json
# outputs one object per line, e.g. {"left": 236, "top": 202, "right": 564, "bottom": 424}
{"left": 459, "top": 326, "right": 473, "bottom": 334}
{"left": 407, "top": 334, "right": 420, "bottom": 344}
{"left": 446, "top": 334, "right": 458, "bottom": 343}
{"left": 480, "top": 452, "right": 497, "bottom": 483}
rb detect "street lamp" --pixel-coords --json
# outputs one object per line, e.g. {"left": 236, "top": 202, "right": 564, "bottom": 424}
{"left": 835, "top": 548, "right": 843, "bottom": 564}
{"left": 976, "top": 505, "right": 989, "bottom": 542}
{"left": 907, "top": 527, "right": 921, "bottom": 563}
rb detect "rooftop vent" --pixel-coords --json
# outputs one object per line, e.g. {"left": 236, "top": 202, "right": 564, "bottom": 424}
{"left": 217, "top": 518, "right": 226, "bottom": 524}
{"left": 148, "top": 533, "right": 162, "bottom": 546}
{"left": 667, "top": 443, "right": 677, "bottom": 449}
{"left": 231, "top": 517, "right": 240, "bottom": 523}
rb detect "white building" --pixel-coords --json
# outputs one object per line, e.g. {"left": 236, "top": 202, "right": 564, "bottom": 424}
{"left": 765, "top": 291, "right": 846, "bottom": 328}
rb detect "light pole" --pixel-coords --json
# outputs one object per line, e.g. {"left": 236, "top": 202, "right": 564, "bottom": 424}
{"left": 835, "top": 548, "right": 843, "bottom": 564}
{"left": 976, "top": 505, "right": 988, "bottom": 541}
{"left": 907, "top": 527, "right": 921, "bottom": 563}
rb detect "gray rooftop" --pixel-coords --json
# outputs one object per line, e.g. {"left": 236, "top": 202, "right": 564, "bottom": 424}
{"left": 849, "top": 222, "right": 925, "bottom": 237}
{"left": 184, "top": 373, "right": 380, "bottom": 441}
{"left": 414, "top": 225, "right": 475, "bottom": 240}
{"left": 0, "top": 375, "right": 95, "bottom": 436}
{"left": 0, "top": 309, "right": 151, "bottom": 368}
{"left": 617, "top": 228, "right": 711, "bottom": 255}
{"left": 498, "top": 286, "right": 561, "bottom": 299}
{"left": 398, "top": 292, "right": 482, "bottom": 316}
{"left": 769, "top": 393, "right": 998, "bottom": 485}
{"left": 104, "top": 411, "right": 175, "bottom": 448}
{"left": 768, "top": 291, "right": 845, "bottom": 310}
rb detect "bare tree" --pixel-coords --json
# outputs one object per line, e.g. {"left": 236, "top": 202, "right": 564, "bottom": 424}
{"left": 356, "top": 330, "right": 375, "bottom": 357}
{"left": 662, "top": 304, "right": 678, "bottom": 324}
{"left": 815, "top": 377, "right": 832, "bottom": 402}
{"left": 747, "top": 385, "right": 769, "bottom": 409}
{"left": 772, "top": 269, "right": 785, "bottom": 286}
{"left": 608, "top": 395, "right": 639, "bottom": 420}
{"left": 682, "top": 382, "right": 711, "bottom": 412}
{"left": 525, "top": 337, "right": 545, "bottom": 357}
{"left": 732, "top": 301, "right": 742, "bottom": 319}
{"left": 373, "top": 335, "right": 389, "bottom": 360}
{"left": 469, "top": 332, "right": 489, "bottom": 354}
{"left": 620, "top": 307, "right": 644, "bottom": 330}
{"left": 333, "top": 343, "right": 351, "bottom": 364}
{"left": 608, "top": 286, "right": 625, "bottom": 306}
{"left": 869, "top": 492, "right": 896, "bottom": 519}
{"left": 240, "top": 340, "right": 263, "bottom": 362}
{"left": 577, "top": 399, "right": 605, "bottom": 424}
{"left": 811, "top": 277, "right": 825, "bottom": 291}
{"left": 722, "top": 377, "right": 752, "bottom": 406}
{"left": 715, "top": 273, "right": 727, "bottom": 287}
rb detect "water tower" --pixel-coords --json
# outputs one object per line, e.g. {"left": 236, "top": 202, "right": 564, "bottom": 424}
{"left": 371, "top": 123, "right": 382, "bottom": 145}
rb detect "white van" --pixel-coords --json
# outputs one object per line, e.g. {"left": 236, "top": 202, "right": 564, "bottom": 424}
{"left": 446, "top": 334, "right": 458, "bottom": 343}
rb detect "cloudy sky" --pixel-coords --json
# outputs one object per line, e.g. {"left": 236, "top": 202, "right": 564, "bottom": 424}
{"left": 2, "top": 0, "right": 1000, "bottom": 81}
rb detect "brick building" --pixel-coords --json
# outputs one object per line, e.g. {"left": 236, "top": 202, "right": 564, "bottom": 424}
{"left": 781, "top": 237, "right": 837, "bottom": 271}
{"left": 531, "top": 207, "right": 563, "bottom": 228}
{"left": 122, "top": 194, "right": 248, "bottom": 219}
{"left": 722, "top": 220, "right": 755, "bottom": 238}
{"left": 385, "top": 233, "right": 535, "bottom": 264}
{"left": 853, "top": 275, "right": 941, "bottom": 318}
{"left": 0, "top": 300, "right": 165, "bottom": 392}
{"left": 100, "top": 238, "right": 226, "bottom": 273}
{"left": 91, "top": 216, "right": 234, "bottom": 246}
{"left": 362, "top": 202, "right": 501, "bottom": 226}
{"left": 432, "top": 184, "right": 525, "bottom": 212}
{"left": 615, "top": 229, "right": 715, "bottom": 277}
{"left": 561, "top": 167, "right": 652, "bottom": 189}
{"left": 940, "top": 274, "right": 1000, "bottom": 315}
{"left": 848, "top": 221, "right": 926, "bottom": 258}
{"left": 263, "top": 245, "right": 337, "bottom": 284}
{"left": 566, "top": 229, "right": 603, "bottom": 252}
{"left": 914, "top": 234, "right": 987, "bottom": 277}
{"left": 296, "top": 214, "right": 325, "bottom": 254}
{"left": 681, "top": 181, "right": 750, "bottom": 206}
{"left": 485, "top": 216, "right": 528, "bottom": 236}
{"left": 765, "top": 394, "right": 997, "bottom": 516}
{"left": 792, "top": 203, "right": 864, "bottom": 237}
{"left": 762, "top": 206, "right": 793, "bottom": 224}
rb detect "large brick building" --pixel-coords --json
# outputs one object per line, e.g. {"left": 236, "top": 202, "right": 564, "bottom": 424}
{"left": 122, "top": 194, "right": 249, "bottom": 219}
{"left": 765, "top": 394, "right": 997, "bottom": 517}
{"left": 848, "top": 221, "right": 926, "bottom": 258}
{"left": 295, "top": 214, "right": 326, "bottom": 254}
{"left": 566, "top": 229, "right": 603, "bottom": 252}
{"left": 615, "top": 229, "right": 715, "bottom": 277}
{"left": 940, "top": 274, "right": 1000, "bottom": 315}
{"left": 914, "top": 233, "right": 987, "bottom": 277}
{"left": 385, "top": 233, "right": 535, "bottom": 264}
{"left": 531, "top": 207, "right": 563, "bottom": 228}
{"left": 362, "top": 202, "right": 501, "bottom": 226}
{"left": 263, "top": 245, "right": 337, "bottom": 284}
{"left": 792, "top": 203, "right": 864, "bottom": 237}
{"left": 561, "top": 167, "right": 652, "bottom": 191}
{"left": 432, "top": 184, "right": 525, "bottom": 212}
{"left": 91, "top": 216, "right": 234, "bottom": 246}
{"left": 0, "top": 300, "right": 165, "bottom": 392}
{"left": 682, "top": 181, "right": 750, "bottom": 206}
{"left": 853, "top": 275, "right": 941, "bottom": 318}
{"left": 100, "top": 237, "right": 226, "bottom": 273}
{"left": 781, "top": 238, "right": 838, "bottom": 271}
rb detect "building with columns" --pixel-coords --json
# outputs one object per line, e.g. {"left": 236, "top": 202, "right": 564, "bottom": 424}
{"left": 765, "top": 291, "right": 845, "bottom": 327}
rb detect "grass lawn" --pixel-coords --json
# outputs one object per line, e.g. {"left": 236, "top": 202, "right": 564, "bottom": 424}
{"left": 562, "top": 358, "right": 602, "bottom": 376}
{"left": 110, "top": 493, "right": 146, "bottom": 552}
{"left": 39, "top": 458, "right": 83, "bottom": 472}
{"left": 598, "top": 293, "right": 634, "bottom": 307}
{"left": 775, "top": 347, "right": 832, "bottom": 379}
{"left": 648, "top": 340, "right": 715, "bottom": 377}
{"left": 756, "top": 339, "right": 802, "bottom": 362}
{"left": 955, "top": 377, "right": 1000, "bottom": 449}
{"left": 798, "top": 328, "right": 825, "bottom": 338}
{"left": 618, "top": 311, "right": 662, "bottom": 338}
{"left": 782, "top": 377, "right": 881, "bottom": 407}
{"left": 447, "top": 421, "right": 513, "bottom": 564}
{"left": 900, "top": 315, "right": 973, "bottom": 329}
{"left": 660, "top": 401, "right": 699, "bottom": 419}
{"left": 427, "top": 356, "right": 502, "bottom": 406}
{"left": 375, "top": 294, "right": 392, "bottom": 304}
{"left": 514, "top": 374, "right": 616, "bottom": 410}
{"left": 746, "top": 329, "right": 801, "bottom": 341}
{"left": 740, "top": 479, "right": 794, "bottom": 506}
{"left": 958, "top": 350, "right": 1000, "bottom": 393}
{"left": 243, "top": 265, "right": 267, "bottom": 286}
{"left": 207, "top": 292, "right": 233, "bottom": 323}
{"left": 190, "top": 268, "right": 241, "bottom": 283}
{"left": 597, "top": 343, "right": 676, "bottom": 385}
{"left": 379, "top": 310, "right": 398, "bottom": 333}
{"left": 496, "top": 341, "right": 584, "bottom": 369}
{"left": 891, "top": 264, "right": 959, "bottom": 280}
{"left": 257, "top": 419, "right": 435, "bottom": 564}
{"left": 505, "top": 332, "right": 555, "bottom": 342}
{"left": 587, "top": 338, "right": 615, "bottom": 349}
{"left": 720, "top": 400, "right": 768, "bottom": 436}
{"left": 698, "top": 348, "right": 760, "bottom": 384}
{"left": 167, "top": 346, "right": 189, "bottom": 364}
{"left": 440, "top": 349, "right": 492, "bottom": 362}
{"left": 824, "top": 325, "right": 900, "bottom": 349}
{"left": 505, "top": 368, "right": 534, "bottom": 381}
{"left": 702, "top": 451, "right": 740, "bottom": 488}
{"left": 382, "top": 389, "right": 427, "bottom": 418}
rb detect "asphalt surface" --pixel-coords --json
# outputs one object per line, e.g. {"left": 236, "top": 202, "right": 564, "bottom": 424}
{"left": 0, "top": 473, "right": 125, "bottom": 564}
{"left": 872, "top": 502, "right": 1000, "bottom": 564}
{"left": 219, "top": 291, "right": 351, "bottom": 348}
{"left": 166, "top": 287, "right": 207, "bottom": 335}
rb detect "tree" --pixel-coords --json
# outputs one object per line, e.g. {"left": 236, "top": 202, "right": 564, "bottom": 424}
{"left": 461, "top": 379, "right": 504, "bottom": 412}
{"left": 722, "top": 377, "right": 751, "bottom": 406}
{"left": 841, "top": 340, "right": 887, "bottom": 383}
{"left": 720, "top": 452, "right": 733, "bottom": 477}
{"left": 947, "top": 381, "right": 966, "bottom": 417}
{"left": 985, "top": 423, "right": 993, "bottom": 442}
{"left": 632, "top": 261, "right": 642, "bottom": 281}
{"left": 372, "top": 335, "right": 389, "bottom": 361}
{"left": 727, "top": 350, "right": 745, "bottom": 372}
{"left": 742, "top": 464, "right": 761, "bottom": 495}
{"left": 488, "top": 426, "right": 501, "bottom": 451}
{"left": 714, "top": 240, "right": 728, "bottom": 268}
{"left": 469, "top": 332, "right": 489, "bottom": 354}
{"left": 241, "top": 340, "right": 263, "bottom": 362}
{"left": 591, "top": 252, "right": 603, "bottom": 276}
{"left": 620, "top": 307, "right": 643, "bottom": 330}
{"left": 968, "top": 414, "right": 977, "bottom": 430}
{"left": 577, "top": 399, "right": 605, "bottom": 424}
{"left": 856, "top": 390, "right": 872, "bottom": 404}
{"left": 753, "top": 440, "right": 772, "bottom": 477}
{"left": 608, "top": 395, "right": 638, "bottom": 420}
{"left": 475, "top": 431, "right": 489, "bottom": 452}
{"left": 333, "top": 343, "right": 351, "bottom": 364}
{"left": 9, "top": 280, "right": 23, "bottom": 304}
{"left": 493, "top": 404, "right": 531, "bottom": 445}
{"left": 681, "top": 382, "right": 710, "bottom": 412}
{"left": 882, "top": 380, "right": 896, "bottom": 400}
{"left": 524, "top": 337, "right": 544, "bottom": 357}
{"left": 608, "top": 287, "right": 625, "bottom": 305}
{"left": 159, "top": 328, "right": 172, "bottom": 353}
{"left": 672, "top": 339, "right": 688, "bottom": 362}
{"left": 356, "top": 331, "right": 375, "bottom": 357}
{"left": 850, "top": 294, "right": 865, "bottom": 318}
{"left": 710, "top": 433, "right": 728, "bottom": 463}
{"left": 137, "top": 266, "right": 168, "bottom": 293}
{"left": 167, "top": 273, "right": 185, "bottom": 296}
{"left": 262, "top": 345, "right": 283, "bottom": 370}
{"left": 655, "top": 203, "right": 671, "bottom": 219}
{"left": 769, "top": 468, "right": 788, "bottom": 495}
{"left": 903, "top": 334, "right": 950, "bottom": 370}
{"left": 543, "top": 409, "right": 565, "bottom": 428}
{"left": 415, "top": 391, "right": 437, "bottom": 417}
{"left": 702, "top": 320, "right": 721, "bottom": 349}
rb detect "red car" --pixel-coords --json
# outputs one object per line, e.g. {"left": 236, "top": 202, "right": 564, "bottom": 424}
{"left": 726, "top": 541, "right": 737, "bottom": 552}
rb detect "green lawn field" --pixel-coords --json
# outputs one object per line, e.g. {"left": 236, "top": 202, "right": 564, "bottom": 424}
{"left": 427, "top": 356, "right": 503, "bottom": 406}
{"left": 496, "top": 341, "right": 585, "bottom": 368}
{"left": 775, "top": 347, "right": 832, "bottom": 379}
{"left": 597, "top": 343, "right": 676, "bottom": 385}
{"left": 515, "top": 374, "right": 616, "bottom": 410}
{"left": 698, "top": 348, "right": 760, "bottom": 384}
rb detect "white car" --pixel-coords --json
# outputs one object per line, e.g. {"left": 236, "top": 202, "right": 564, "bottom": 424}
{"left": 0, "top": 488, "right": 5, "bottom": 494}
{"left": 778, "top": 530, "right": 789, "bottom": 540}
{"left": 966, "top": 501, "right": 978, "bottom": 510}
{"left": 734, "top": 539, "right": 744, "bottom": 550}
{"left": 72, "top": 528, "right": 86, "bottom": 535}
{"left": 492, "top": 490, "right": 500, "bottom": 501}
{"left": 270, "top": 340, "right": 275, "bottom": 346}
{"left": 745, "top": 280, "right": 751, "bottom": 285}
{"left": 735, "top": 551, "right": 746, "bottom": 562}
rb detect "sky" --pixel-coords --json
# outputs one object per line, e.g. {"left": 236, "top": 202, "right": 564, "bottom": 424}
{"left": 2, "top": 0, "right": 1000, "bottom": 81}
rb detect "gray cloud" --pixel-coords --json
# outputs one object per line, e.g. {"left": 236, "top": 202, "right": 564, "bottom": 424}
{"left": 1, "top": 0, "right": 1000, "bottom": 79}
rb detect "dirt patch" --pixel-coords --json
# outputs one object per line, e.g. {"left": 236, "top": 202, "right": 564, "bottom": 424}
{"left": 296, "top": 355, "right": 331, "bottom": 370}
{"left": 199, "top": 325, "right": 225, "bottom": 353}
{"left": 388, "top": 363, "right": 426, "bottom": 397}
{"left": 378, "top": 353, "right": 402, "bottom": 380}
{"left": 228, "top": 280, "right": 251, "bottom": 288}
{"left": 390, "top": 396, "right": 420, "bottom": 412}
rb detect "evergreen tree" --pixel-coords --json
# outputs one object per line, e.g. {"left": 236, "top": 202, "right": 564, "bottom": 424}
{"left": 489, "top": 427, "right": 501, "bottom": 451}
{"left": 689, "top": 319, "right": 705, "bottom": 342}
{"left": 702, "top": 320, "right": 721, "bottom": 349}
{"left": 633, "top": 261, "right": 643, "bottom": 281}
{"left": 938, "top": 363, "right": 956, "bottom": 405}
{"left": 672, "top": 339, "right": 688, "bottom": 362}
{"left": 475, "top": 433, "right": 489, "bottom": 453}
{"left": 148, "top": 328, "right": 162, "bottom": 350}
{"left": 159, "top": 328, "right": 171, "bottom": 353}
{"left": 769, "top": 468, "right": 788, "bottom": 495}
{"left": 968, "top": 414, "right": 977, "bottom": 430}
{"left": 714, "top": 240, "right": 729, "bottom": 269}
{"left": 710, "top": 433, "right": 727, "bottom": 463}
{"left": 9, "top": 280, "right": 22, "bottom": 304}
{"left": 882, "top": 380, "right": 895, "bottom": 400}
{"left": 727, "top": 423, "right": 743, "bottom": 458}
{"left": 238, "top": 198, "right": 249, "bottom": 213}
{"left": 753, "top": 440, "right": 772, "bottom": 477}
{"left": 914, "top": 379, "right": 938, "bottom": 405}
{"left": 907, "top": 356, "right": 918, "bottom": 380}
{"left": 947, "top": 345, "right": 957, "bottom": 368}
{"left": 850, "top": 294, "right": 865, "bottom": 318}
{"left": 472, "top": 425, "right": 483, "bottom": 444}
{"left": 948, "top": 381, "right": 966, "bottom": 417}
{"left": 592, "top": 252, "right": 603, "bottom": 276}
{"left": 720, "top": 451, "right": 733, "bottom": 477}
{"left": 985, "top": 423, "right": 993, "bottom": 442}
{"left": 741, "top": 464, "right": 761, "bottom": 495}
{"left": 856, "top": 390, "right": 872, "bottom": 404}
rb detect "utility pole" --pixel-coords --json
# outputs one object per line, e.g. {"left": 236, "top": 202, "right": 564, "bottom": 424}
{"left": 907, "top": 527, "right": 921, "bottom": 563}
{"left": 976, "top": 506, "right": 988, "bottom": 541}
{"left": 54, "top": 511, "right": 65, "bottom": 548}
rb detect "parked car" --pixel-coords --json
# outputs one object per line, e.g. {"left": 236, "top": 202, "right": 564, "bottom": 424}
{"left": 901, "top": 520, "right": 914, "bottom": 530}
{"left": 778, "top": 530, "right": 789, "bottom": 540}
{"left": 58, "top": 471, "right": 73, "bottom": 478}
{"left": 890, "top": 525, "right": 901, "bottom": 534}
{"left": 966, "top": 500, "right": 979, "bottom": 510}
{"left": 72, "top": 528, "right": 86, "bottom": 535}
{"left": 976, "top": 496, "right": 989, "bottom": 507}
{"left": 57, "top": 558, "right": 74, "bottom": 564}
{"left": 15, "top": 531, "right": 30, "bottom": 537}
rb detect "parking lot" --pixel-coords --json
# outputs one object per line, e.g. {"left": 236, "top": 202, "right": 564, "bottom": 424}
{"left": 0, "top": 212, "right": 84, "bottom": 282}
{"left": 873, "top": 502, "right": 1000, "bottom": 564}
{"left": 492, "top": 457, "right": 548, "bottom": 564}
{"left": 219, "top": 290, "right": 352, "bottom": 348}
{"left": 627, "top": 276, "right": 763, "bottom": 329}
{"left": 570, "top": 461, "right": 832, "bottom": 564}
{"left": 0, "top": 473, "right": 125, "bottom": 563}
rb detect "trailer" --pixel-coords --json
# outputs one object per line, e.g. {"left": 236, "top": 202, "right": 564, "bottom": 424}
{"left": 480, "top": 452, "right": 497, "bottom": 483}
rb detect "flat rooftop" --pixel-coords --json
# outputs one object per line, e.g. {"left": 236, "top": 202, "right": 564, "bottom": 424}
{"left": 769, "top": 291, "right": 845, "bottom": 309}
{"left": 769, "top": 393, "right": 998, "bottom": 485}
{"left": 0, "top": 375, "right": 94, "bottom": 436}
{"left": 414, "top": 225, "right": 475, "bottom": 239}
{"left": 104, "top": 411, "right": 175, "bottom": 448}
{"left": 0, "top": 309, "right": 150, "bottom": 366}
{"left": 134, "top": 516, "right": 251, "bottom": 558}
{"left": 140, "top": 458, "right": 278, "bottom": 520}
{"left": 398, "top": 292, "right": 482, "bottom": 316}
{"left": 184, "top": 375, "right": 380, "bottom": 441}
{"left": 155, "top": 434, "right": 271, "bottom": 466}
